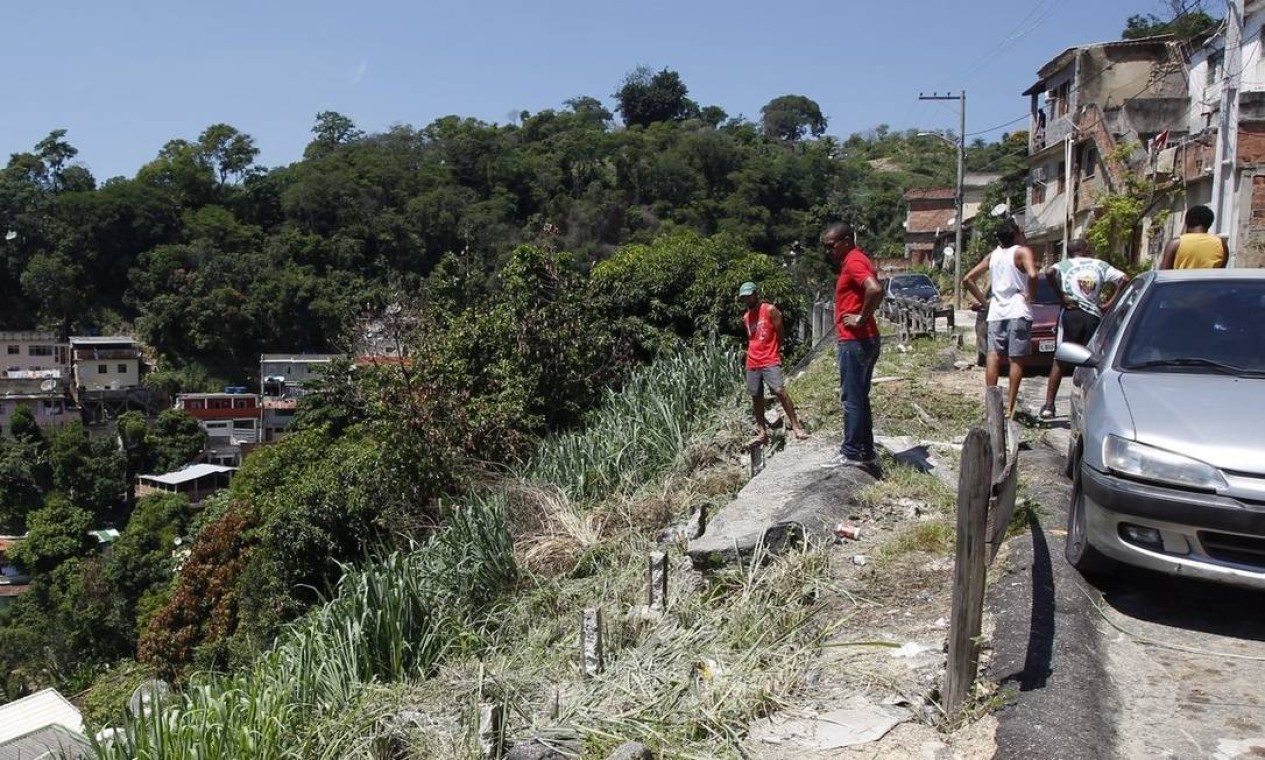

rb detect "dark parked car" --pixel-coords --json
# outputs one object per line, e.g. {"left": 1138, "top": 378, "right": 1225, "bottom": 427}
{"left": 1059, "top": 269, "right": 1265, "bottom": 589}
{"left": 882, "top": 273, "right": 941, "bottom": 321}
{"left": 974, "top": 277, "right": 1061, "bottom": 370}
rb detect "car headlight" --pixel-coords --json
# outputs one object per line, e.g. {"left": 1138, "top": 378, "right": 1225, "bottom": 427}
{"left": 1103, "top": 435, "right": 1227, "bottom": 491}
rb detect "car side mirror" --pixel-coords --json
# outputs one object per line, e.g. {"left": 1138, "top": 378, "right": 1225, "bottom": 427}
{"left": 1055, "top": 342, "right": 1097, "bottom": 368}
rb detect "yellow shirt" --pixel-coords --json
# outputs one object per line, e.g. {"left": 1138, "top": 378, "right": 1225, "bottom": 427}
{"left": 1174, "top": 233, "right": 1226, "bottom": 269}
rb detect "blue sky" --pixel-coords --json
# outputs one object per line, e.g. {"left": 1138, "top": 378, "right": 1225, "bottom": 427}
{"left": 2, "top": 0, "right": 1167, "bottom": 180}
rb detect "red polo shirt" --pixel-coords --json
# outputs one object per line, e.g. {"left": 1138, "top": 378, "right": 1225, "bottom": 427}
{"left": 835, "top": 247, "right": 879, "bottom": 340}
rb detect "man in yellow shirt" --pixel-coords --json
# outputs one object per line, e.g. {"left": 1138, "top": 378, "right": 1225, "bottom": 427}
{"left": 1158, "top": 205, "right": 1229, "bottom": 269}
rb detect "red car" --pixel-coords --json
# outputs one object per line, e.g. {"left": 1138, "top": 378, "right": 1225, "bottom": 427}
{"left": 974, "top": 278, "right": 1062, "bottom": 371}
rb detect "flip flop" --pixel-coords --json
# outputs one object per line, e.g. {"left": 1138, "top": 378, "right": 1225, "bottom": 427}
{"left": 1038, "top": 404, "right": 1055, "bottom": 420}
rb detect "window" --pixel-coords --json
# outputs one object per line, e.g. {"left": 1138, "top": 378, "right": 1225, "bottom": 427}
{"left": 28, "top": 345, "right": 54, "bottom": 357}
{"left": 98, "top": 364, "right": 107, "bottom": 374}
{"left": 6, "top": 346, "right": 17, "bottom": 355}
{"left": 1055, "top": 81, "right": 1071, "bottom": 117}
{"left": 1208, "top": 51, "right": 1223, "bottom": 86}
{"left": 233, "top": 419, "right": 256, "bottom": 430}
{"left": 1089, "top": 278, "right": 1145, "bottom": 356}
{"left": 1083, "top": 146, "right": 1097, "bottom": 179}
{"left": 117, "top": 364, "right": 127, "bottom": 374}
{"left": 1032, "top": 181, "right": 1046, "bottom": 205}
{"left": 233, "top": 398, "right": 252, "bottom": 409}
{"left": 1057, "top": 162, "right": 1066, "bottom": 195}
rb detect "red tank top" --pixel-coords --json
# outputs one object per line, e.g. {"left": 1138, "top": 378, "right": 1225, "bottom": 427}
{"left": 745, "top": 303, "right": 781, "bottom": 370}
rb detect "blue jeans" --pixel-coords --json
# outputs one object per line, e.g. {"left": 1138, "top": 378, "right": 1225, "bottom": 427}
{"left": 837, "top": 337, "right": 881, "bottom": 460}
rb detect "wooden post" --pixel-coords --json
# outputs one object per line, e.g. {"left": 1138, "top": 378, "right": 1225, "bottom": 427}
{"left": 984, "top": 387, "right": 1006, "bottom": 484}
{"left": 944, "top": 428, "right": 992, "bottom": 718}
{"left": 477, "top": 703, "right": 504, "bottom": 760}
{"left": 750, "top": 443, "right": 764, "bottom": 478}
{"left": 648, "top": 552, "right": 668, "bottom": 611}
{"left": 581, "top": 608, "right": 604, "bottom": 677}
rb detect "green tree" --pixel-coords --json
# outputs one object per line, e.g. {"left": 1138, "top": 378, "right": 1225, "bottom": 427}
{"left": 8, "top": 405, "right": 44, "bottom": 446}
{"left": 198, "top": 124, "right": 259, "bottom": 186}
{"left": 760, "top": 95, "right": 828, "bottom": 142}
{"left": 1123, "top": 6, "right": 1215, "bottom": 40}
{"left": 7, "top": 495, "right": 94, "bottom": 574}
{"left": 48, "top": 423, "right": 127, "bottom": 521}
{"left": 148, "top": 410, "right": 206, "bottom": 473}
{"left": 304, "top": 111, "right": 365, "bottom": 158}
{"left": 615, "top": 66, "right": 694, "bottom": 127}
{"left": 20, "top": 252, "right": 83, "bottom": 337}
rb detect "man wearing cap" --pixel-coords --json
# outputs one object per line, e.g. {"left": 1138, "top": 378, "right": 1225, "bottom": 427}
{"left": 740, "top": 281, "right": 807, "bottom": 448}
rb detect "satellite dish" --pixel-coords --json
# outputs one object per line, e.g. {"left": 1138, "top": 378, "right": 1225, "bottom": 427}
{"left": 991, "top": 203, "right": 1010, "bottom": 218}
{"left": 128, "top": 680, "right": 172, "bottom": 720}
{"left": 40, "top": 379, "right": 57, "bottom": 392}
{"left": 3, "top": 231, "right": 16, "bottom": 241}
{"left": 942, "top": 246, "right": 955, "bottom": 257}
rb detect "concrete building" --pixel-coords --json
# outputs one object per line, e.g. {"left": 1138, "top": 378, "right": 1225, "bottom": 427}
{"left": 902, "top": 173, "right": 1005, "bottom": 265}
{"left": 259, "top": 354, "right": 340, "bottom": 442}
{"left": 0, "top": 332, "right": 70, "bottom": 376}
{"left": 70, "top": 337, "right": 143, "bottom": 392}
{"left": 175, "top": 391, "right": 260, "bottom": 465}
{"left": 1171, "top": 0, "right": 1265, "bottom": 266}
{"left": 0, "top": 375, "right": 75, "bottom": 432}
{"left": 1022, "top": 36, "right": 1191, "bottom": 263}
{"left": 136, "top": 463, "right": 236, "bottom": 504}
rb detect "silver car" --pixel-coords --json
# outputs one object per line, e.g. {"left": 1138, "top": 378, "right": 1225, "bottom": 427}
{"left": 1058, "top": 269, "right": 1265, "bottom": 589}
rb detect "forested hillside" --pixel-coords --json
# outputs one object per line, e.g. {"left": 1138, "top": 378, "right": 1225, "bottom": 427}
{"left": 0, "top": 68, "right": 1026, "bottom": 709}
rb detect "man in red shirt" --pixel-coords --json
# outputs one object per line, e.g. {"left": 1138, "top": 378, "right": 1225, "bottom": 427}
{"left": 740, "top": 281, "right": 807, "bottom": 448}
{"left": 821, "top": 224, "right": 884, "bottom": 472}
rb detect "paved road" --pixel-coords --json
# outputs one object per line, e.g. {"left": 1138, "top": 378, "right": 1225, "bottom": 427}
{"left": 988, "top": 390, "right": 1265, "bottom": 759}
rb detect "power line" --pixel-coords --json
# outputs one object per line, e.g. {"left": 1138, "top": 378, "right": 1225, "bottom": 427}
{"left": 966, "top": 114, "right": 1030, "bottom": 137}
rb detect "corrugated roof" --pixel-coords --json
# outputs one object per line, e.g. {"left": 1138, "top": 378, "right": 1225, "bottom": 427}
{"left": 905, "top": 208, "right": 958, "bottom": 234}
{"left": 0, "top": 689, "right": 84, "bottom": 745}
{"left": 68, "top": 336, "right": 137, "bottom": 345}
{"left": 0, "top": 724, "right": 91, "bottom": 760}
{"left": 139, "top": 464, "right": 236, "bottom": 486}
{"left": 903, "top": 188, "right": 955, "bottom": 201}
{"left": 260, "top": 354, "right": 342, "bottom": 363}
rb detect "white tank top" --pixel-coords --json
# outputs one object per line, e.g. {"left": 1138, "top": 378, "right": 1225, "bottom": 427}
{"left": 988, "top": 245, "right": 1032, "bottom": 322}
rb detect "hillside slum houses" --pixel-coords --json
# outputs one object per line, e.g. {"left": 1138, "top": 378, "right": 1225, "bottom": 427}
{"left": 908, "top": 10, "right": 1265, "bottom": 268}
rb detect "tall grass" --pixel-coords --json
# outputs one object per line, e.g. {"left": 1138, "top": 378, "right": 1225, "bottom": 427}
{"left": 92, "top": 345, "right": 740, "bottom": 759}
{"left": 528, "top": 341, "right": 741, "bottom": 503}
{"left": 93, "top": 498, "right": 515, "bottom": 760}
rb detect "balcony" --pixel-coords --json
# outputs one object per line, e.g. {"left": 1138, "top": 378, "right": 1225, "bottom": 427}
{"left": 1031, "top": 114, "right": 1074, "bottom": 153}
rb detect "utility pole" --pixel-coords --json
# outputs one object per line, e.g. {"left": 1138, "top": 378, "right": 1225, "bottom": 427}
{"left": 920, "top": 91, "right": 967, "bottom": 307}
{"left": 1211, "top": 0, "right": 1244, "bottom": 262}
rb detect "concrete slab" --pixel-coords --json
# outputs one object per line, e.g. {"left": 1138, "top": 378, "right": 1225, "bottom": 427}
{"left": 686, "top": 441, "right": 875, "bottom": 569}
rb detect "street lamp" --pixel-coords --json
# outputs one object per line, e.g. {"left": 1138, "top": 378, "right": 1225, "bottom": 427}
{"left": 918, "top": 131, "right": 965, "bottom": 309}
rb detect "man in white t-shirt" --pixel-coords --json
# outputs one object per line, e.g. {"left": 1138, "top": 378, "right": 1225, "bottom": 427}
{"left": 1040, "top": 238, "right": 1129, "bottom": 419}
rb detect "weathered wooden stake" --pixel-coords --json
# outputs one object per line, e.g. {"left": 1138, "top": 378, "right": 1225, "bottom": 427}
{"left": 750, "top": 443, "right": 764, "bottom": 477}
{"left": 648, "top": 552, "right": 669, "bottom": 611}
{"left": 581, "top": 608, "right": 604, "bottom": 677}
{"left": 477, "top": 702, "right": 504, "bottom": 760}
{"left": 944, "top": 428, "right": 992, "bottom": 718}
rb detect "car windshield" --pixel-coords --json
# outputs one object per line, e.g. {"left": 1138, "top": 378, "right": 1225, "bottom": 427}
{"left": 890, "top": 274, "right": 935, "bottom": 291}
{"left": 1119, "top": 280, "right": 1265, "bottom": 375}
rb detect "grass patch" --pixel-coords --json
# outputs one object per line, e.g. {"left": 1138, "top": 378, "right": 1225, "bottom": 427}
{"left": 855, "top": 458, "right": 957, "bottom": 514}
{"left": 879, "top": 520, "right": 955, "bottom": 560}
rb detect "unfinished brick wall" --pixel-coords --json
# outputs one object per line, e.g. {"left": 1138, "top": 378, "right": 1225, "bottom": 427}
{"left": 1243, "top": 174, "right": 1265, "bottom": 268}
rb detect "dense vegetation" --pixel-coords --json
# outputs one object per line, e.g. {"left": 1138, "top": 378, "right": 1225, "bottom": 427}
{"left": 0, "top": 67, "right": 1028, "bottom": 712}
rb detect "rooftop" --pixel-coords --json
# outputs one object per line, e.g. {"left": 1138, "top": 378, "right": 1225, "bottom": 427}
{"left": 0, "top": 331, "right": 60, "bottom": 342}
{"left": 905, "top": 208, "right": 959, "bottom": 235}
{"left": 260, "top": 353, "right": 343, "bottom": 363}
{"left": 0, "top": 689, "right": 84, "bottom": 745}
{"left": 903, "top": 188, "right": 955, "bottom": 202}
{"left": 139, "top": 463, "right": 236, "bottom": 486}
{"left": 0, "top": 724, "right": 90, "bottom": 760}
{"left": 68, "top": 336, "right": 138, "bottom": 346}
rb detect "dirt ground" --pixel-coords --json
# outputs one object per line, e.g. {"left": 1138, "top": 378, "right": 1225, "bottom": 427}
{"left": 734, "top": 335, "right": 1002, "bottom": 759}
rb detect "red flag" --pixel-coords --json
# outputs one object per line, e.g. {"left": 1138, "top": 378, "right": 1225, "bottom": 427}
{"left": 1150, "top": 129, "right": 1170, "bottom": 154}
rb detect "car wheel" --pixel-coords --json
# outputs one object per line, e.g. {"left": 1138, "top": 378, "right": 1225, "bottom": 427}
{"left": 1065, "top": 460, "right": 1115, "bottom": 577}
